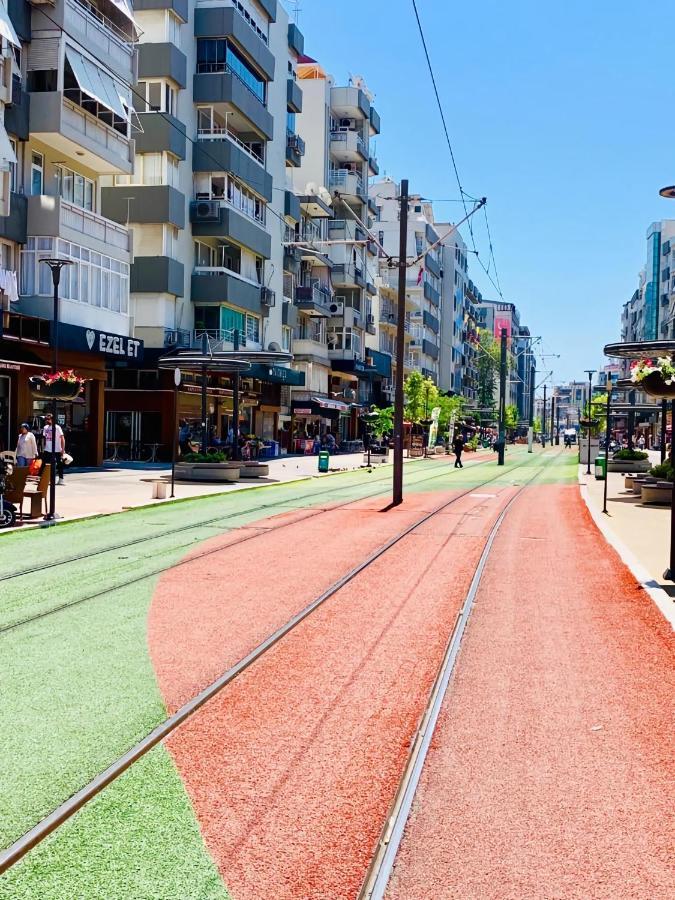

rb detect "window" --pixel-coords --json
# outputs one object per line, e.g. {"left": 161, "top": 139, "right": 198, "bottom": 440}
{"left": 31, "top": 152, "right": 43, "bottom": 196}
{"left": 196, "top": 39, "right": 266, "bottom": 103}
{"left": 167, "top": 10, "right": 182, "bottom": 46}
{"left": 26, "top": 69, "right": 57, "bottom": 93}
{"left": 134, "top": 80, "right": 177, "bottom": 115}
{"left": 194, "top": 172, "right": 266, "bottom": 224}
{"left": 194, "top": 241, "right": 214, "bottom": 267}
{"left": 8, "top": 139, "right": 16, "bottom": 193}
{"left": 0, "top": 241, "right": 13, "bottom": 270}
{"left": 167, "top": 154, "right": 180, "bottom": 188}
{"left": 246, "top": 314, "right": 260, "bottom": 343}
{"left": 55, "top": 165, "right": 95, "bottom": 211}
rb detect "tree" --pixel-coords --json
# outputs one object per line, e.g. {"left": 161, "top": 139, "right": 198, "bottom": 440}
{"left": 504, "top": 404, "right": 519, "bottom": 430}
{"left": 403, "top": 372, "right": 439, "bottom": 423}
{"left": 533, "top": 415, "right": 542, "bottom": 433}
{"left": 475, "top": 329, "right": 501, "bottom": 417}
{"left": 367, "top": 406, "right": 394, "bottom": 438}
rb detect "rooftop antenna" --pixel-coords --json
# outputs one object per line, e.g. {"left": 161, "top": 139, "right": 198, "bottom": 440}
{"left": 292, "top": 0, "right": 301, "bottom": 24}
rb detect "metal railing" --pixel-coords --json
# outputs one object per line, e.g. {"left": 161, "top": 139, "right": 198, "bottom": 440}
{"left": 196, "top": 61, "right": 266, "bottom": 105}
{"left": 330, "top": 128, "right": 367, "bottom": 157}
{"left": 329, "top": 169, "right": 364, "bottom": 195}
{"left": 61, "top": 199, "right": 131, "bottom": 252}
{"left": 286, "top": 130, "right": 306, "bottom": 154}
{"left": 196, "top": 127, "right": 265, "bottom": 165}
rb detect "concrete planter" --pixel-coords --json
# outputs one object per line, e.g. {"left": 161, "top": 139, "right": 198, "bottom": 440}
{"left": 641, "top": 482, "right": 672, "bottom": 505}
{"left": 607, "top": 459, "right": 650, "bottom": 473}
{"left": 238, "top": 462, "right": 269, "bottom": 478}
{"left": 175, "top": 462, "right": 240, "bottom": 482}
{"left": 631, "top": 477, "right": 657, "bottom": 494}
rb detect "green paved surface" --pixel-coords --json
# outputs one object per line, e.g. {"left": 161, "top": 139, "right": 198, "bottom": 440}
{"left": 1, "top": 448, "right": 570, "bottom": 897}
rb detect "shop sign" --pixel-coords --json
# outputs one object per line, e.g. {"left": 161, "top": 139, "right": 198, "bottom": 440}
{"left": 0, "top": 361, "right": 20, "bottom": 371}
{"left": 293, "top": 408, "right": 313, "bottom": 415}
{"left": 54, "top": 323, "right": 144, "bottom": 361}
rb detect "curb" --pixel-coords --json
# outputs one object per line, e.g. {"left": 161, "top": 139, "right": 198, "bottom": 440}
{"left": 578, "top": 476, "right": 675, "bottom": 631}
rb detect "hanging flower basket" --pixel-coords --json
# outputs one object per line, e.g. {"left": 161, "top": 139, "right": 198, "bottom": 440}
{"left": 630, "top": 357, "right": 675, "bottom": 397}
{"left": 29, "top": 369, "right": 87, "bottom": 401}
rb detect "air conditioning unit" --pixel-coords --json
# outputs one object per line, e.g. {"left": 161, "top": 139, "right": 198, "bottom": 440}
{"left": 339, "top": 118, "right": 352, "bottom": 128}
{"left": 261, "top": 287, "right": 276, "bottom": 307}
{"left": 367, "top": 314, "right": 375, "bottom": 324}
{"left": 191, "top": 200, "right": 220, "bottom": 222}
{"left": 329, "top": 301, "right": 344, "bottom": 316}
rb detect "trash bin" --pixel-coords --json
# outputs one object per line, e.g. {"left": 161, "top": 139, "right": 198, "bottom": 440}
{"left": 318, "top": 450, "right": 330, "bottom": 473}
{"left": 594, "top": 456, "right": 607, "bottom": 480}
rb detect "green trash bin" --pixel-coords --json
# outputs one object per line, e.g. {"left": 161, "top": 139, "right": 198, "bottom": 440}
{"left": 594, "top": 456, "right": 607, "bottom": 480}
{"left": 318, "top": 450, "right": 330, "bottom": 473}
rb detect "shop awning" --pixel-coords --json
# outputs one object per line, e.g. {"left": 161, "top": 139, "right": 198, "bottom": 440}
{"left": 0, "top": 3, "right": 20, "bottom": 49}
{"left": 65, "top": 46, "right": 129, "bottom": 121}
{"left": 247, "top": 363, "right": 305, "bottom": 386}
{"left": 291, "top": 396, "right": 350, "bottom": 417}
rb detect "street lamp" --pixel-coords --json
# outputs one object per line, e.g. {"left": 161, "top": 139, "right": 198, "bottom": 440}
{"left": 603, "top": 374, "right": 612, "bottom": 515}
{"left": 584, "top": 369, "right": 596, "bottom": 475}
{"left": 41, "top": 258, "right": 73, "bottom": 523}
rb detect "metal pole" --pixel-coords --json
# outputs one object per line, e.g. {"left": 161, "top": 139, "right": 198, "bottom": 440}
{"left": 497, "top": 327, "right": 507, "bottom": 465}
{"left": 171, "top": 383, "right": 177, "bottom": 498}
{"left": 48, "top": 275, "right": 59, "bottom": 520}
{"left": 627, "top": 389, "right": 635, "bottom": 451}
{"left": 667, "top": 401, "right": 675, "bottom": 581}
{"left": 603, "top": 385, "right": 611, "bottom": 514}
{"left": 661, "top": 399, "right": 667, "bottom": 463}
{"left": 542, "top": 384, "right": 547, "bottom": 449}
{"left": 528, "top": 363, "right": 535, "bottom": 453}
{"left": 550, "top": 394, "right": 556, "bottom": 446}
{"left": 392, "top": 178, "right": 408, "bottom": 506}
{"left": 232, "top": 328, "right": 241, "bottom": 462}
{"left": 200, "top": 333, "right": 208, "bottom": 456}
{"left": 586, "top": 371, "right": 594, "bottom": 474}
{"left": 556, "top": 403, "right": 560, "bottom": 446}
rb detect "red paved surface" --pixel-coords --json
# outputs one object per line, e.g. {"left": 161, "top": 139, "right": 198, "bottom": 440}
{"left": 148, "top": 487, "right": 519, "bottom": 899}
{"left": 387, "top": 484, "right": 675, "bottom": 900}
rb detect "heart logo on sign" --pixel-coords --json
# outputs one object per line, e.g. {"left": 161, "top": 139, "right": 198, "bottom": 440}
{"left": 86, "top": 329, "right": 96, "bottom": 350}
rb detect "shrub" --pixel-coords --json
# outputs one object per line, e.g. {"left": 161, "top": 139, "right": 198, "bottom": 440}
{"left": 613, "top": 449, "right": 648, "bottom": 461}
{"left": 649, "top": 462, "right": 674, "bottom": 481}
{"left": 182, "top": 452, "right": 228, "bottom": 463}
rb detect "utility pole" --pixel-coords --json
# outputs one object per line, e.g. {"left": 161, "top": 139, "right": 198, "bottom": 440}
{"left": 528, "top": 362, "right": 535, "bottom": 453}
{"left": 392, "top": 179, "right": 408, "bottom": 506}
{"left": 542, "top": 384, "right": 547, "bottom": 449}
{"left": 232, "top": 329, "right": 241, "bottom": 461}
{"left": 556, "top": 403, "right": 560, "bottom": 446}
{"left": 661, "top": 399, "right": 667, "bottom": 464}
{"left": 550, "top": 394, "right": 556, "bottom": 446}
{"left": 497, "top": 327, "right": 507, "bottom": 465}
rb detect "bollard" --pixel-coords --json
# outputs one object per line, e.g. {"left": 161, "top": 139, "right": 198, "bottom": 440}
{"left": 152, "top": 481, "right": 167, "bottom": 500}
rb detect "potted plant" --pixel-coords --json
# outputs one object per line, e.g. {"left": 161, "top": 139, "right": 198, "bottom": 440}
{"left": 607, "top": 447, "right": 651, "bottom": 474}
{"left": 629, "top": 357, "right": 675, "bottom": 397}
{"left": 29, "top": 369, "right": 86, "bottom": 401}
{"left": 175, "top": 451, "right": 243, "bottom": 483}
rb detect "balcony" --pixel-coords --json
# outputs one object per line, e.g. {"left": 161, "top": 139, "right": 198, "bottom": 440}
{"left": 422, "top": 339, "right": 439, "bottom": 361}
{"left": 131, "top": 257, "right": 184, "bottom": 296}
{"left": 328, "top": 218, "right": 365, "bottom": 242}
{"left": 138, "top": 42, "right": 188, "bottom": 89}
{"left": 191, "top": 268, "right": 266, "bottom": 315}
{"left": 286, "top": 130, "right": 305, "bottom": 167}
{"left": 368, "top": 155, "right": 379, "bottom": 176}
{"left": 63, "top": 0, "right": 135, "bottom": 84}
{"left": 4, "top": 80, "right": 29, "bottom": 141}
{"left": 30, "top": 92, "right": 133, "bottom": 175}
{"left": 0, "top": 192, "right": 27, "bottom": 244}
{"left": 423, "top": 310, "right": 439, "bottom": 333}
{"left": 365, "top": 314, "right": 376, "bottom": 335}
{"left": 193, "top": 69, "right": 273, "bottom": 140}
{"left": 288, "top": 22, "right": 304, "bottom": 56}
{"left": 332, "top": 263, "right": 365, "bottom": 288}
{"left": 330, "top": 129, "right": 367, "bottom": 162}
{"left": 287, "top": 78, "right": 302, "bottom": 113}
{"left": 193, "top": 135, "right": 272, "bottom": 200}
{"left": 425, "top": 253, "right": 441, "bottom": 278}
{"left": 379, "top": 303, "right": 397, "bottom": 327}
{"left": 284, "top": 190, "right": 301, "bottom": 222}
{"left": 195, "top": 8, "right": 275, "bottom": 80}
{"left": 1, "top": 311, "right": 50, "bottom": 344}
{"left": 366, "top": 238, "right": 378, "bottom": 256}
{"left": 369, "top": 105, "right": 381, "bottom": 135}
{"left": 292, "top": 338, "right": 329, "bottom": 363}
{"left": 282, "top": 299, "right": 297, "bottom": 328}
{"left": 164, "top": 327, "right": 192, "bottom": 348}
{"left": 366, "top": 281, "right": 376, "bottom": 296}
{"left": 294, "top": 284, "right": 332, "bottom": 317}
{"left": 329, "top": 170, "right": 365, "bottom": 202}
{"left": 424, "top": 281, "right": 440, "bottom": 306}
{"left": 367, "top": 197, "right": 378, "bottom": 216}
{"left": 331, "top": 86, "right": 370, "bottom": 120}
{"left": 8, "top": 0, "right": 31, "bottom": 42}
{"left": 190, "top": 202, "right": 271, "bottom": 258}
{"left": 135, "top": 0, "right": 187, "bottom": 20}
{"left": 101, "top": 185, "right": 185, "bottom": 228}
{"left": 27, "top": 195, "right": 131, "bottom": 262}
{"left": 135, "top": 112, "right": 187, "bottom": 160}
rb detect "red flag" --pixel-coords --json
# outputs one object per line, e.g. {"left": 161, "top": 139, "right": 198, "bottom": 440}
{"left": 416, "top": 267, "right": 423, "bottom": 286}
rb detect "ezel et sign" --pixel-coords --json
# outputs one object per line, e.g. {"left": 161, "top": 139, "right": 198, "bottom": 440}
{"left": 52, "top": 323, "right": 144, "bottom": 361}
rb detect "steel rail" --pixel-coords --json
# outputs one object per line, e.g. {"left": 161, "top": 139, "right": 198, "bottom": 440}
{"left": 0, "top": 456, "right": 498, "bottom": 635}
{"left": 358, "top": 451, "right": 559, "bottom": 899}
{"left": 0, "top": 455, "right": 488, "bottom": 583}
{"left": 0, "top": 452, "right": 549, "bottom": 874}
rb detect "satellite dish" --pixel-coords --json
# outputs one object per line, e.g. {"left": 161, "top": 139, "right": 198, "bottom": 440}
{"left": 305, "top": 181, "right": 317, "bottom": 195}
{"left": 267, "top": 341, "right": 282, "bottom": 351}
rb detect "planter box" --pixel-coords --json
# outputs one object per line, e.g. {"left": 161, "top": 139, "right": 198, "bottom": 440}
{"left": 631, "top": 477, "right": 656, "bottom": 494}
{"left": 640, "top": 372, "right": 675, "bottom": 398}
{"left": 28, "top": 376, "right": 83, "bottom": 401}
{"left": 238, "top": 462, "right": 269, "bottom": 478}
{"left": 175, "top": 462, "right": 240, "bottom": 482}
{"left": 607, "top": 460, "right": 650, "bottom": 473}
{"left": 641, "top": 482, "right": 672, "bottom": 504}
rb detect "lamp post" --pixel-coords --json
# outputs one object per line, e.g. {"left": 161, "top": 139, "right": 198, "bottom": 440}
{"left": 41, "top": 258, "right": 73, "bottom": 523}
{"left": 542, "top": 384, "right": 547, "bottom": 448}
{"left": 603, "top": 374, "right": 612, "bottom": 514}
{"left": 584, "top": 369, "right": 596, "bottom": 475}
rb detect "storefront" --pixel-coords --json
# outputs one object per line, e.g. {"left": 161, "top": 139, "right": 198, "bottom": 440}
{"left": 289, "top": 395, "right": 352, "bottom": 452}
{"left": 0, "top": 316, "right": 137, "bottom": 465}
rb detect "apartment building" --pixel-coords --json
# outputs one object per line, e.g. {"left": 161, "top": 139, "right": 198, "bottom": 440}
{"left": 475, "top": 299, "right": 522, "bottom": 413}
{"left": 0, "top": 0, "right": 138, "bottom": 463}
{"left": 288, "top": 58, "right": 388, "bottom": 441}
{"left": 369, "top": 181, "right": 441, "bottom": 383}
{"left": 436, "top": 227, "right": 470, "bottom": 396}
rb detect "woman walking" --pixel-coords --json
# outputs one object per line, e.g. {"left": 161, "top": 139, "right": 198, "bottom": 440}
{"left": 15, "top": 424, "right": 37, "bottom": 468}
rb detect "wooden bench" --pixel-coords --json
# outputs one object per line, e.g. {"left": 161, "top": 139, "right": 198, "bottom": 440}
{"left": 5, "top": 465, "right": 51, "bottom": 520}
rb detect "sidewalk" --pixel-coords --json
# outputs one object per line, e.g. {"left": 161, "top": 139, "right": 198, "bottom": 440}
{"left": 580, "top": 454, "right": 675, "bottom": 629}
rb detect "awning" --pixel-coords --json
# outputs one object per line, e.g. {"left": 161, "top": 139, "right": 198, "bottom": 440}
{"left": 291, "top": 396, "right": 350, "bottom": 417}
{"left": 65, "top": 46, "right": 129, "bottom": 120}
{"left": 247, "top": 363, "right": 305, "bottom": 386}
{"left": 0, "top": 124, "right": 16, "bottom": 166}
{"left": 0, "top": 3, "right": 20, "bottom": 49}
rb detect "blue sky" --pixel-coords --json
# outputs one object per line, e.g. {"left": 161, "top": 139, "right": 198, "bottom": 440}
{"left": 291, "top": 0, "right": 675, "bottom": 383}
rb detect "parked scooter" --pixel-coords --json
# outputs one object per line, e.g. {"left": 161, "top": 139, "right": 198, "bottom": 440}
{"left": 0, "top": 458, "right": 17, "bottom": 528}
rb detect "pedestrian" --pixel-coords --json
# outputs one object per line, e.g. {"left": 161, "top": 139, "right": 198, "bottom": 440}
{"left": 42, "top": 413, "right": 65, "bottom": 485}
{"left": 637, "top": 435, "right": 646, "bottom": 450}
{"left": 15, "top": 423, "right": 37, "bottom": 467}
{"left": 564, "top": 434, "right": 571, "bottom": 449}
{"left": 453, "top": 432, "right": 464, "bottom": 468}
{"left": 178, "top": 419, "right": 192, "bottom": 455}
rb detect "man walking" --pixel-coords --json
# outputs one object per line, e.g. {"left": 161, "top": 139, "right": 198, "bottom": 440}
{"left": 42, "top": 414, "right": 65, "bottom": 485}
{"left": 453, "top": 432, "right": 465, "bottom": 468}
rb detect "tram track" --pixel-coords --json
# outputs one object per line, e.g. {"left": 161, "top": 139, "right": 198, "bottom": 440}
{"left": 358, "top": 451, "right": 559, "bottom": 900}
{"left": 0, "top": 450, "right": 556, "bottom": 876}
{"left": 0, "top": 454, "right": 492, "bottom": 584}
{"left": 0, "top": 453, "right": 499, "bottom": 635}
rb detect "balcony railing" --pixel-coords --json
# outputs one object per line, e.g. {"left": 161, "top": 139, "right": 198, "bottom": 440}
{"left": 329, "top": 170, "right": 364, "bottom": 196}
{"left": 61, "top": 200, "right": 131, "bottom": 252}
{"left": 193, "top": 328, "right": 251, "bottom": 349}
{"left": 164, "top": 328, "right": 192, "bottom": 348}
{"left": 70, "top": 0, "right": 136, "bottom": 48}
{"left": 286, "top": 130, "right": 306, "bottom": 155}
{"left": 330, "top": 128, "right": 367, "bottom": 157}
{"left": 196, "top": 61, "right": 266, "bottom": 105}
{"left": 295, "top": 283, "right": 332, "bottom": 309}
{"left": 196, "top": 127, "right": 265, "bottom": 165}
